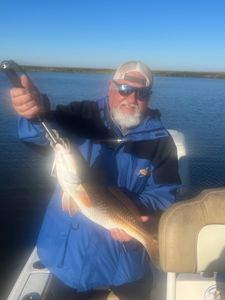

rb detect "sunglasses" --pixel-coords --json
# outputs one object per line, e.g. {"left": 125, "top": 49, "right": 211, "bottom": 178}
{"left": 112, "top": 80, "right": 151, "bottom": 101}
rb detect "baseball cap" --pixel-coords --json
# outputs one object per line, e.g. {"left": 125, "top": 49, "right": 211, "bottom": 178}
{"left": 113, "top": 61, "right": 153, "bottom": 88}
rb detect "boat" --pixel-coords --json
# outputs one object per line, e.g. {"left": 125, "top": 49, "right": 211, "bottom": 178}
{"left": 6, "top": 130, "right": 225, "bottom": 300}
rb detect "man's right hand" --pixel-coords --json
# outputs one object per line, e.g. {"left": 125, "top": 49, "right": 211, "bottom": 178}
{"left": 10, "top": 74, "right": 45, "bottom": 119}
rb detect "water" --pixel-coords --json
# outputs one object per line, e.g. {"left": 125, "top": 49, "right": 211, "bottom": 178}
{"left": 153, "top": 76, "right": 225, "bottom": 188}
{"left": 0, "top": 71, "right": 225, "bottom": 297}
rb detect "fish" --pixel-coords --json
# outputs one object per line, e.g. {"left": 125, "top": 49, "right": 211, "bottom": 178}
{"left": 50, "top": 134, "right": 160, "bottom": 267}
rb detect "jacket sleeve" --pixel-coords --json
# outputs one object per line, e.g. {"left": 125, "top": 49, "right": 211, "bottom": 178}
{"left": 18, "top": 117, "right": 49, "bottom": 145}
{"left": 17, "top": 94, "right": 51, "bottom": 145}
{"left": 17, "top": 100, "right": 102, "bottom": 145}
{"left": 133, "top": 136, "right": 181, "bottom": 213}
{"left": 138, "top": 183, "right": 180, "bottom": 213}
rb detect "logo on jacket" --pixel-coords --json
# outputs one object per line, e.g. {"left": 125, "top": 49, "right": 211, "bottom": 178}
{"left": 138, "top": 167, "right": 151, "bottom": 177}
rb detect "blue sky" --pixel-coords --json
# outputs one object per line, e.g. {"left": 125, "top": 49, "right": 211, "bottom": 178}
{"left": 1, "top": 0, "right": 225, "bottom": 71}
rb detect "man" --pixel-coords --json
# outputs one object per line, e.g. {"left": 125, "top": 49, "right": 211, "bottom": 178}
{"left": 10, "top": 61, "right": 181, "bottom": 300}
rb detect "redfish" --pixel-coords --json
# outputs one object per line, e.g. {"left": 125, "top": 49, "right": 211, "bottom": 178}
{"left": 51, "top": 138, "right": 159, "bottom": 267}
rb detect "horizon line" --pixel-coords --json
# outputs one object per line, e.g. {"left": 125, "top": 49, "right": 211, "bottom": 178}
{"left": 20, "top": 64, "right": 225, "bottom": 74}
{"left": 17, "top": 64, "right": 225, "bottom": 79}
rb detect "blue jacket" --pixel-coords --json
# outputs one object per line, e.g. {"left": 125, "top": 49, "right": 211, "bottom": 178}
{"left": 18, "top": 97, "right": 181, "bottom": 291}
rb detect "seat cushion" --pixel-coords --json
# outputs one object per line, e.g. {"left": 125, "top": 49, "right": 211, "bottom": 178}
{"left": 158, "top": 188, "right": 225, "bottom": 272}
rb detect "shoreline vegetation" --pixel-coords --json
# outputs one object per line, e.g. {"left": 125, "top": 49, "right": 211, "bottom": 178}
{"left": 21, "top": 65, "right": 225, "bottom": 79}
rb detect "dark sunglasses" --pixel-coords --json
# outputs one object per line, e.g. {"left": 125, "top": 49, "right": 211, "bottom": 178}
{"left": 112, "top": 80, "right": 151, "bottom": 101}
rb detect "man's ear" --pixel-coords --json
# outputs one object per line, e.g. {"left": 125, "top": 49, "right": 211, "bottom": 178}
{"left": 108, "top": 80, "right": 112, "bottom": 88}
{"left": 107, "top": 80, "right": 113, "bottom": 95}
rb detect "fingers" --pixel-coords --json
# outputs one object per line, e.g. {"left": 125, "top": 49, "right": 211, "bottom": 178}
{"left": 16, "top": 104, "right": 40, "bottom": 119}
{"left": 10, "top": 90, "right": 40, "bottom": 119}
{"left": 10, "top": 89, "right": 36, "bottom": 106}
{"left": 140, "top": 215, "right": 150, "bottom": 222}
{"left": 21, "top": 74, "right": 38, "bottom": 92}
{"left": 10, "top": 75, "right": 42, "bottom": 119}
{"left": 110, "top": 228, "right": 132, "bottom": 242}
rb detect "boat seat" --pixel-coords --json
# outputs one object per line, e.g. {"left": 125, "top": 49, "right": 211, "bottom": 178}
{"left": 158, "top": 188, "right": 225, "bottom": 273}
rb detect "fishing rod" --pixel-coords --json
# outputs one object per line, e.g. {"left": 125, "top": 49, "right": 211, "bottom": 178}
{"left": 0, "top": 60, "right": 59, "bottom": 145}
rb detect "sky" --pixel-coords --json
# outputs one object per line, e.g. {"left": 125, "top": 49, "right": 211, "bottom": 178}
{"left": 1, "top": 0, "right": 225, "bottom": 72}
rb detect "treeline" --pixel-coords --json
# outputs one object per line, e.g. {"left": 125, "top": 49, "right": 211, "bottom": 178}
{"left": 153, "top": 70, "right": 225, "bottom": 79}
{"left": 21, "top": 65, "right": 225, "bottom": 79}
{"left": 22, "top": 65, "right": 113, "bottom": 74}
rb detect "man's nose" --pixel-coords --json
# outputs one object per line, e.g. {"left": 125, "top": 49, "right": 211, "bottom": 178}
{"left": 126, "top": 92, "right": 137, "bottom": 103}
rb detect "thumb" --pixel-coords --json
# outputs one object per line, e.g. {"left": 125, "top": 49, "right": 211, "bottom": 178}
{"left": 20, "top": 74, "right": 35, "bottom": 91}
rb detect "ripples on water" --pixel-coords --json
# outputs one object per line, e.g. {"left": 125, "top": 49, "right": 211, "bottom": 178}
{"left": 0, "top": 71, "right": 225, "bottom": 296}
{"left": 154, "top": 76, "right": 225, "bottom": 190}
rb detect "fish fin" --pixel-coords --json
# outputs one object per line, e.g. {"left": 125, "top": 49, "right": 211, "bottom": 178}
{"left": 144, "top": 233, "right": 160, "bottom": 270}
{"left": 76, "top": 186, "right": 92, "bottom": 208}
{"left": 61, "top": 191, "right": 70, "bottom": 212}
{"left": 51, "top": 159, "right": 56, "bottom": 178}
{"left": 140, "top": 215, "right": 161, "bottom": 269}
{"left": 68, "top": 197, "right": 79, "bottom": 216}
{"left": 61, "top": 192, "right": 78, "bottom": 215}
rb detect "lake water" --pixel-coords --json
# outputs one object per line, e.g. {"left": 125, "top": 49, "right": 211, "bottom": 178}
{"left": 0, "top": 71, "right": 225, "bottom": 296}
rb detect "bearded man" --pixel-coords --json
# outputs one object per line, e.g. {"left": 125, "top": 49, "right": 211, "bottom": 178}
{"left": 10, "top": 61, "right": 181, "bottom": 300}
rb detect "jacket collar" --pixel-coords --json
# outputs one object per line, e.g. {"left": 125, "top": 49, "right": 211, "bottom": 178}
{"left": 98, "top": 97, "right": 169, "bottom": 142}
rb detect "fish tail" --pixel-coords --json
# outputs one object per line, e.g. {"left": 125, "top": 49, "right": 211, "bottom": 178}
{"left": 123, "top": 219, "right": 160, "bottom": 268}
{"left": 128, "top": 224, "right": 160, "bottom": 268}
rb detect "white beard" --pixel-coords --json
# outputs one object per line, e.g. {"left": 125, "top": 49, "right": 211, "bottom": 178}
{"left": 111, "top": 102, "right": 142, "bottom": 130}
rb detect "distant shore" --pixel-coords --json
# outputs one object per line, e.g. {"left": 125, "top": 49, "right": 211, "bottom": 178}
{"left": 21, "top": 65, "right": 225, "bottom": 79}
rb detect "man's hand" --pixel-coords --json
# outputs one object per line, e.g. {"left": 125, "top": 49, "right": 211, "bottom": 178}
{"left": 109, "top": 216, "right": 150, "bottom": 242}
{"left": 10, "top": 75, "right": 45, "bottom": 119}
